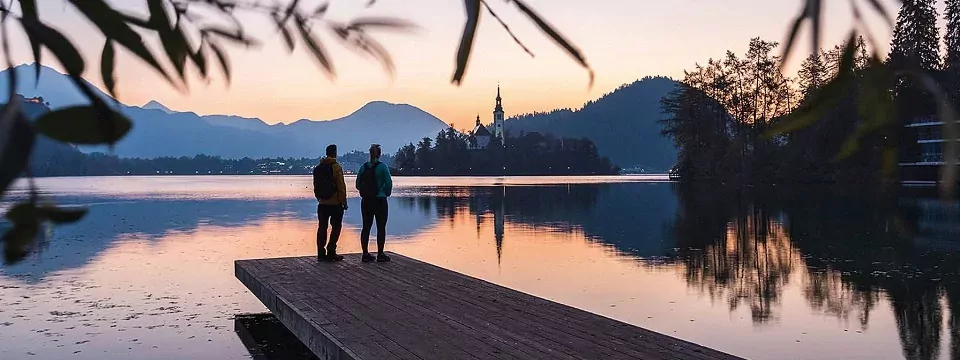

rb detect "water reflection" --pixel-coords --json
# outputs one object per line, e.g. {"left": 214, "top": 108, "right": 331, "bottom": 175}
{"left": 1, "top": 176, "right": 958, "bottom": 359}
{"left": 393, "top": 181, "right": 960, "bottom": 359}
{"left": 667, "top": 184, "right": 960, "bottom": 360}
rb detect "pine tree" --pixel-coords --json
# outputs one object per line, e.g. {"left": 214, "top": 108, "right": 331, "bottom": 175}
{"left": 889, "top": 0, "right": 942, "bottom": 73}
{"left": 945, "top": 0, "right": 960, "bottom": 95}
{"left": 887, "top": 0, "right": 941, "bottom": 163}
{"left": 798, "top": 51, "right": 827, "bottom": 99}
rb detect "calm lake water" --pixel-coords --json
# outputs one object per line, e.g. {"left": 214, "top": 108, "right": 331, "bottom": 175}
{"left": 0, "top": 176, "right": 957, "bottom": 360}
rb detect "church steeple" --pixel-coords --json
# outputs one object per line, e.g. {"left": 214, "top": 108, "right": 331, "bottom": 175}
{"left": 493, "top": 84, "right": 505, "bottom": 140}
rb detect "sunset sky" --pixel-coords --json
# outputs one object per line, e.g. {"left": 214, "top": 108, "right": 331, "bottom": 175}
{"left": 14, "top": 0, "right": 907, "bottom": 130}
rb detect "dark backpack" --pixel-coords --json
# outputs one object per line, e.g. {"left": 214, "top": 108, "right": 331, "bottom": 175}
{"left": 313, "top": 163, "right": 336, "bottom": 200}
{"left": 357, "top": 162, "right": 381, "bottom": 198}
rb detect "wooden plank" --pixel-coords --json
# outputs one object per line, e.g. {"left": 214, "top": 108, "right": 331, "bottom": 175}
{"left": 289, "top": 257, "right": 500, "bottom": 360}
{"left": 381, "top": 254, "right": 726, "bottom": 360}
{"left": 234, "top": 253, "right": 744, "bottom": 360}
{"left": 364, "top": 256, "right": 685, "bottom": 360}
{"left": 344, "top": 258, "right": 648, "bottom": 360}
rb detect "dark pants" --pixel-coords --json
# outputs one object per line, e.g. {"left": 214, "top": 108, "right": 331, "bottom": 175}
{"left": 317, "top": 204, "right": 344, "bottom": 257}
{"left": 360, "top": 197, "right": 388, "bottom": 255}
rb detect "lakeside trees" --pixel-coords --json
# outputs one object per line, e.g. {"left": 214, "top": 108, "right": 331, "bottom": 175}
{"left": 393, "top": 128, "right": 619, "bottom": 176}
{"left": 661, "top": 0, "right": 957, "bottom": 187}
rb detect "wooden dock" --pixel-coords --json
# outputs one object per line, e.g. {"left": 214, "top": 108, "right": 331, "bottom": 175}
{"left": 235, "top": 253, "right": 742, "bottom": 360}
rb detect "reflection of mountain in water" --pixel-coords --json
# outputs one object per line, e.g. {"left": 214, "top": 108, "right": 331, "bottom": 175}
{"left": 0, "top": 196, "right": 436, "bottom": 279}
{"left": 667, "top": 183, "right": 960, "bottom": 360}
{"left": 394, "top": 183, "right": 679, "bottom": 261}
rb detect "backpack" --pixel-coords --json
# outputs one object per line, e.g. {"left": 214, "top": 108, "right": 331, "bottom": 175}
{"left": 313, "top": 162, "right": 336, "bottom": 200}
{"left": 357, "top": 162, "right": 382, "bottom": 198}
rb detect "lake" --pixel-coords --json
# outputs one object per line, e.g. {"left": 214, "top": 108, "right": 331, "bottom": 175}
{"left": 0, "top": 176, "right": 957, "bottom": 360}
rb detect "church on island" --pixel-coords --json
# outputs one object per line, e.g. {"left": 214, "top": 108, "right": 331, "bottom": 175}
{"left": 468, "top": 86, "right": 506, "bottom": 150}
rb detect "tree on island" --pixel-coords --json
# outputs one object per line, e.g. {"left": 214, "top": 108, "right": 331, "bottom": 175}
{"left": 394, "top": 128, "right": 619, "bottom": 176}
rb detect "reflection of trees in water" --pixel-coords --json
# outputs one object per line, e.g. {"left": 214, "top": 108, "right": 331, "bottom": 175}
{"left": 669, "top": 183, "right": 960, "bottom": 359}
{"left": 669, "top": 185, "right": 797, "bottom": 323}
{"left": 669, "top": 184, "right": 797, "bottom": 323}
{"left": 396, "top": 185, "right": 602, "bottom": 262}
{"left": 802, "top": 270, "right": 878, "bottom": 329}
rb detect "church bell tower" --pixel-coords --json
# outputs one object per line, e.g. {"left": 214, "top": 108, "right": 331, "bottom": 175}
{"left": 493, "top": 85, "right": 505, "bottom": 141}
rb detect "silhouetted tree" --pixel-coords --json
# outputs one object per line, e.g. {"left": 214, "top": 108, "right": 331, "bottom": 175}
{"left": 888, "top": 0, "right": 942, "bottom": 163}
{"left": 946, "top": 0, "right": 960, "bottom": 102}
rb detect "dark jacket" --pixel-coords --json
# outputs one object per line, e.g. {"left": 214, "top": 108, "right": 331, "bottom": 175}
{"left": 355, "top": 160, "right": 393, "bottom": 198}
{"left": 317, "top": 156, "right": 347, "bottom": 206}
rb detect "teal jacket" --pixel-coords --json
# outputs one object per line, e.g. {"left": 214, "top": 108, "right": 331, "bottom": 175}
{"left": 356, "top": 161, "right": 393, "bottom": 198}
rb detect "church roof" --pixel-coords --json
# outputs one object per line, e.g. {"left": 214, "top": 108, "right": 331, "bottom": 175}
{"left": 473, "top": 123, "right": 491, "bottom": 137}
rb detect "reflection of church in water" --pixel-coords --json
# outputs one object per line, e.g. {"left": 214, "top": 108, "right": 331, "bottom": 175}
{"left": 468, "top": 86, "right": 506, "bottom": 150}
{"left": 473, "top": 187, "right": 507, "bottom": 262}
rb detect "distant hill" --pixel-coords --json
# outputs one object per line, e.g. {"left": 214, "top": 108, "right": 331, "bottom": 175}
{"left": 0, "top": 64, "right": 113, "bottom": 107}
{"left": 0, "top": 64, "right": 449, "bottom": 158}
{"left": 505, "top": 76, "right": 678, "bottom": 171}
{"left": 142, "top": 100, "right": 174, "bottom": 114}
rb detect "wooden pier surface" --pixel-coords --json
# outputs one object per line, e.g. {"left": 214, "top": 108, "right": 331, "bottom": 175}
{"left": 235, "top": 253, "right": 743, "bottom": 360}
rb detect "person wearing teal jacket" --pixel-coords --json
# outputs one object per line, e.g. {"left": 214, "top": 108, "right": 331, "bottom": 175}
{"left": 356, "top": 144, "right": 393, "bottom": 262}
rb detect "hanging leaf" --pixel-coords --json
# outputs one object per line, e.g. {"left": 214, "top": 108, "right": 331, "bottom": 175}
{"left": 276, "top": 20, "right": 296, "bottom": 52}
{"left": 863, "top": 0, "right": 894, "bottom": 28}
{"left": 19, "top": 0, "right": 42, "bottom": 82}
{"left": 480, "top": 0, "right": 534, "bottom": 58}
{"left": 70, "top": 0, "right": 173, "bottom": 85}
{"left": 452, "top": 0, "right": 481, "bottom": 85}
{"left": 295, "top": 18, "right": 335, "bottom": 76}
{"left": 192, "top": 38, "right": 208, "bottom": 79}
{"left": 18, "top": 19, "right": 84, "bottom": 77}
{"left": 0, "top": 110, "right": 35, "bottom": 198}
{"left": 202, "top": 27, "right": 259, "bottom": 47}
{"left": 35, "top": 106, "right": 132, "bottom": 145}
{"left": 781, "top": 14, "right": 806, "bottom": 69}
{"left": 2, "top": 221, "right": 39, "bottom": 265}
{"left": 101, "top": 40, "right": 117, "bottom": 99}
{"left": 511, "top": 0, "right": 593, "bottom": 86}
{"left": 348, "top": 17, "right": 416, "bottom": 31}
{"left": 208, "top": 40, "right": 232, "bottom": 83}
{"left": 313, "top": 2, "right": 330, "bottom": 17}
{"left": 161, "top": 26, "right": 191, "bottom": 81}
{"left": 36, "top": 205, "right": 87, "bottom": 224}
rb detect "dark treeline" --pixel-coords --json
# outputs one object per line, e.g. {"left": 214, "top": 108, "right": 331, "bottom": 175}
{"left": 32, "top": 143, "right": 392, "bottom": 177}
{"left": 662, "top": 0, "right": 952, "bottom": 186}
{"left": 392, "top": 127, "right": 619, "bottom": 176}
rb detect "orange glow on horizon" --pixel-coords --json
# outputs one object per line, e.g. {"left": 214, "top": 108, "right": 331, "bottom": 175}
{"left": 13, "top": 0, "right": 900, "bottom": 130}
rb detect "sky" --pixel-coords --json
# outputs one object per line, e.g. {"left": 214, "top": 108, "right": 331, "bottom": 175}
{"left": 11, "top": 0, "right": 908, "bottom": 130}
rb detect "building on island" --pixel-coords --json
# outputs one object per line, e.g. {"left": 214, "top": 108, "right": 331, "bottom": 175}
{"left": 468, "top": 86, "right": 506, "bottom": 150}
{"left": 469, "top": 115, "right": 492, "bottom": 150}
{"left": 901, "top": 115, "right": 957, "bottom": 183}
{"left": 493, "top": 85, "right": 505, "bottom": 140}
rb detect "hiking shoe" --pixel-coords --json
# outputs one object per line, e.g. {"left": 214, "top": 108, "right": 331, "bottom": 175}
{"left": 376, "top": 253, "right": 391, "bottom": 263}
{"left": 326, "top": 254, "right": 344, "bottom": 262}
{"left": 361, "top": 253, "right": 376, "bottom": 263}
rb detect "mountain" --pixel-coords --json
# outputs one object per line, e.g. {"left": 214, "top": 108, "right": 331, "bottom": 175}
{"left": 0, "top": 64, "right": 449, "bottom": 158}
{"left": 142, "top": 100, "right": 174, "bottom": 114}
{"left": 505, "top": 76, "right": 679, "bottom": 171}
{"left": 93, "top": 101, "right": 448, "bottom": 158}
{"left": 0, "top": 64, "right": 112, "bottom": 107}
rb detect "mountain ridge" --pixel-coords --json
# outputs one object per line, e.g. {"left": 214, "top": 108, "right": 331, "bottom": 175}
{"left": 0, "top": 64, "right": 450, "bottom": 158}
{"left": 505, "top": 76, "right": 679, "bottom": 171}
